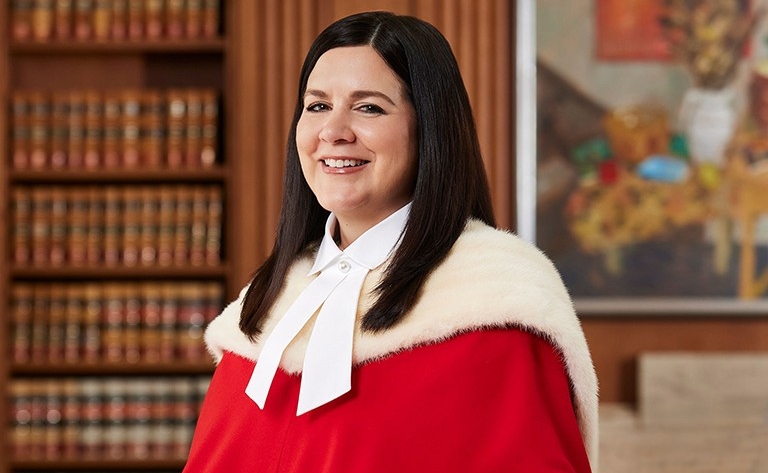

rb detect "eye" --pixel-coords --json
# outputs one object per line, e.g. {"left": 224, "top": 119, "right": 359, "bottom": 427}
{"left": 305, "top": 102, "right": 329, "bottom": 112}
{"left": 357, "top": 104, "right": 385, "bottom": 114}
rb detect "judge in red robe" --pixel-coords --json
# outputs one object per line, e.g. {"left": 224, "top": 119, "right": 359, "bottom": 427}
{"left": 184, "top": 11, "right": 598, "bottom": 473}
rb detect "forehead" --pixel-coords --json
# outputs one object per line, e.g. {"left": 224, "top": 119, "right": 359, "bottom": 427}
{"left": 307, "top": 46, "right": 405, "bottom": 96}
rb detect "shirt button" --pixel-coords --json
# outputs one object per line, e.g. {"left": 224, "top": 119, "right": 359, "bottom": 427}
{"left": 338, "top": 260, "right": 351, "bottom": 273}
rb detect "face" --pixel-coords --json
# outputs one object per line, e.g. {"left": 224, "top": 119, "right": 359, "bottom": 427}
{"left": 296, "top": 45, "right": 418, "bottom": 233}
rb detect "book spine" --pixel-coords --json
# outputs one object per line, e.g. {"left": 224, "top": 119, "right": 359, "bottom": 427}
{"left": 86, "top": 186, "right": 105, "bottom": 265}
{"left": 47, "top": 286, "right": 67, "bottom": 363}
{"left": 83, "top": 90, "right": 103, "bottom": 169}
{"left": 157, "top": 186, "right": 176, "bottom": 266}
{"left": 12, "top": 187, "right": 33, "bottom": 265}
{"left": 189, "top": 186, "right": 207, "bottom": 266}
{"left": 140, "top": 90, "right": 165, "bottom": 167}
{"left": 63, "top": 286, "right": 85, "bottom": 363}
{"left": 120, "top": 89, "right": 142, "bottom": 167}
{"left": 205, "top": 186, "right": 222, "bottom": 265}
{"left": 200, "top": 88, "right": 218, "bottom": 166}
{"left": 177, "top": 283, "right": 205, "bottom": 361}
{"left": 144, "top": 0, "right": 164, "bottom": 39}
{"left": 31, "top": 187, "right": 52, "bottom": 266}
{"left": 159, "top": 283, "right": 178, "bottom": 361}
{"left": 50, "top": 92, "right": 70, "bottom": 168}
{"left": 121, "top": 187, "right": 142, "bottom": 266}
{"left": 183, "top": 89, "right": 202, "bottom": 167}
{"left": 127, "top": 0, "right": 144, "bottom": 39}
{"left": 82, "top": 283, "right": 102, "bottom": 362}
{"left": 67, "top": 187, "right": 88, "bottom": 264}
{"left": 166, "top": 89, "right": 186, "bottom": 167}
{"left": 124, "top": 286, "right": 143, "bottom": 363}
{"left": 11, "top": 91, "right": 31, "bottom": 170}
{"left": 139, "top": 186, "right": 160, "bottom": 265}
{"left": 49, "top": 186, "right": 68, "bottom": 265}
{"left": 73, "top": 0, "right": 93, "bottom": 40}
{"left": 28, "top": 91, "right": 50, "bottom": 169}
{"left": 43, "top": 380, "right": 64, "bottom": 459}
{"left": 165, "top": 0, "right": 184, "bottom": 38}
{"left": 103, "top": 186, "right": 122, "bottom": 266}
{"left": 30, "top": 285, "right": 50, "bottom": 363}
{"left": 173, "top": 186, "right": 193, "bottom": 265}
{"left": 60, "top": 378, "right": 80, "bottom": 458}
{"left": 92, "top": 0, "right": 112, "bottom": 41}
{"left": 185, "top": 0, "right": 202, "bottom": 38}
{"left": 111, "top": 0, "right": 128, "bottom": 40}
{"left": 11, "top": 284, "right": 34, "bottom": 364}
{"left": 102, "top": 91, "right": 122, "bottom": 168}
{"left": 53, "top": 0, "right": 73, "bottom": 39}
{"left": 67, "top": 91, "right": 86, "bottom": 168}
{"left": 201, "top": 0, "right": 218, "bottom": 38}
{"left": 102, "top": 283, "right": 126, "bottom": 363}
{"left": 31, "top": 0, "right": 55, "bottom": 42}
{"left": 12, "top": 0, "right": 35, "bottom": 41}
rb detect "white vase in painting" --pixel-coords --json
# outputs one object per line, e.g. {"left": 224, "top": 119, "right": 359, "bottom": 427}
{"left": 678, "top": 87, "right": 737, "bottom": 167}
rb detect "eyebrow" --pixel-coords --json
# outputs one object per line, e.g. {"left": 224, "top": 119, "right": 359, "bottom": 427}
{"left": 304, "top": 89, "right": 397, "bottom": 106}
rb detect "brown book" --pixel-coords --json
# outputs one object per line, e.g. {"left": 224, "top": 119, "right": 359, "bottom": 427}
{"left": 82, "top": 284, "right": 102, "bottom": 362}
{"left": 165, "top": 89, "right": 186, "bottom": 167}
{"left": 104, "top": 379, "right": 128, "bottom": 459}
{"left": 68, "top": 187, "right": 89, "bottom": 264}
{"left": 200, "top": 88, "right": 218, "bottom": 166}
{"left": 73, "top": 0, "right": 93, "bottom": 40}
{"left": 12, "top": 187, "right": 33, "bottom": 265}
{"left": 10, "top": 381, "right": 32, "bottom": 458}
{"left": 205, "top": 186, "right": 222, "bottom": 265}
{"left": 103, "top": 186, "right": 122, "bottom": 266}
{"left": 150, "top": 380, "right": 175, "bottom": 458}
{"left": 144, "top": 0, "right": 164, "bottom": 39}
{"left": 158, "top": 283, "right": 179, "bottom": 361}
{"left": 111, "top": 0, "right": 128, "bottom": 40}
{"left": 102, "top": 91, "right": 122, "bottom": 167}
{"left": 31, "top": 187, "right": 52, "bottom": 266}
{"left": 60, "top": 378, "right": 81, "bottom": 458}
{"left": 125, "top": 378, "right": 153, "bottom": 458}
{"left": 30, "top": 285, "right": 50, "bottom": 363}
{"left": 86, "top": 186, "right": 105, "bottom": 264}
{"left": 83, "top": 90, "right": 103, "bottom": 169}
{"left": 127, "top": 0, "right": 144, "bottom": 39}
{"left": 165, "top": 0, "right": 184, "bottom": 38}
{"left": 124, "top": 286, "right": 142, "bottom": 363}
{"left": 50, "top": 92, "right": 69, "bottom": 169}
{"left": 47, "top": 285, "right": 67, "bottom": 363}
{"left": 171, "top": 379, "right": 197, "bottom": 457}
{"left": 203, "top": 282, "right": 223, "bottom": 324}
{"left": 12, "top": 0, "right": 35, "bottom": 41}
{"left": 11, "top": 91, "right": 31, "bottom": 169}
{"left": 54, "top": 0, "right": 73, "bottom": 39}
{"left": 173, "top": 186, "right": 193, "bottom": 265}
{"left": 139, "top": 186, "right": 160, "bottom": 265}
{"left": 185, "top": 0, "right": 202, "bottom": 38}
{"left": 120, "top": 89, "right": 141, "bottom": 167}
{"left": 31, "top": 0, "right": 55, "bottom": 42}
{"left": 189, "top": 186, "right": 207, "bottom": 266}
{"left": 103, "top": 283, "right": 126, "bottom": 362}
{"left": 92, "top": 0, "right": 111, "bottom": 41}
{"left": 43, "top": 380, "right": 64, "bottom": 459}
{"left": 140, "top": 284, "right": 163, "bottom": 362}
{"left": 201, "top": 0, "right": 218, "bottom": 38}
{"left": 63, "top": 285, "right": 85, "bottom": 363}
{"left": 140, "top": 90, "right": 164, "bottom": 167}
{"left": 49, "top": 187, "right": 68, "bottom": 265}
{"left": 11, "top": 284, "right": 34, "bottom": 364}
{"left": 67, "top": 91, "right": 86, "bottom": 168}
{"left": 184, "top": 89, "right": 202, "bottom": 167}
{"left": 122, "top": 187, "right": 142, "bottom": 266}
{"left": 177, "top": 284, "right": 205, "bottom": 361}
{"left": 157, "top": 186, "right": 175, "bottom": 266}
{"left": 79, "top": 378, "right": 104, "bottom": 457}
{"left": 28, "top": 91, "right": 50, "bottom": 169}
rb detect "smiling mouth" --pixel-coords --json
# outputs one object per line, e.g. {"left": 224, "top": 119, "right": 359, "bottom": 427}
{"left": 323, "top": 158, "right": 368, "bottom": 168}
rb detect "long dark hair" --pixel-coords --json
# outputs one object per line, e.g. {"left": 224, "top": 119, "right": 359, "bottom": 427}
{"left": 239, "top": 11, "right": 495, "bottom": 337}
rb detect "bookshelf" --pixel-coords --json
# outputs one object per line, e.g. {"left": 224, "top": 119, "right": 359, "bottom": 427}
{"left": 0, "top": 1, "right": 254, "bottom": 472}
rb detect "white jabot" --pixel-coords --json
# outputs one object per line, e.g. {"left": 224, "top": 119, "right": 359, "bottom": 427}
{"left": 245, "top": 203, "right": 411, "bottom": 415}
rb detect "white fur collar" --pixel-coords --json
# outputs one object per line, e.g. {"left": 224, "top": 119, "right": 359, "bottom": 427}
{"left": 205, "top": 220, "right": 598, "bottom": 469}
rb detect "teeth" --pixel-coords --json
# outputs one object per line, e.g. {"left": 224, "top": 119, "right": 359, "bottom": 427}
{"left": 324, "top": 159, "right": 365, "bottom": 168}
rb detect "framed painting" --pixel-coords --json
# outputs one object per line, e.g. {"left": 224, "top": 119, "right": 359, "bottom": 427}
{"left": 517, "top": 0, "right": 768, "bottom": 314}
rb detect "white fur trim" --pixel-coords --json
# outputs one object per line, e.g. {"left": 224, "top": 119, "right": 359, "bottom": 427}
{"left": 204, "top": 220, "right": 599, "bottom": 470}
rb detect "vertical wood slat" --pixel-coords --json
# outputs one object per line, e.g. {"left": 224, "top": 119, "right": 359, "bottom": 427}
{"left": 0, "top": 0, "right": 10, "bottom": 470}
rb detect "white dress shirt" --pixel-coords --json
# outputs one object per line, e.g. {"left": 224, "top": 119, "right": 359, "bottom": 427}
{"left": 245, "top": 203, "right": 411, "bottom": 415}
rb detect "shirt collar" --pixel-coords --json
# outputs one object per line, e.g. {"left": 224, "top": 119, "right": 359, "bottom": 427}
{"left": 309, "top": 203, "right": 411, "bottom": 275}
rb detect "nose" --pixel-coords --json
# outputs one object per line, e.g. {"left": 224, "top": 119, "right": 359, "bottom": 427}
{"left": 318, "top": 110, "right": 355, "bottom": 144}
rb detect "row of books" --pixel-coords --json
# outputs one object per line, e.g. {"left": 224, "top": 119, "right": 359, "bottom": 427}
{"left": 10, "top": 88, "right": 219, "bottom": 170}
{"left": 10, "top": 376, "right": 210, "bottom": 461}
{"left": 10, "top": 281, "right": 224, "bottom": 365}
{"left": 11, "top": 0, "right": 220, "bottom": 43}
{"left": 11, "top": 185, "right": 223, "bottom": 267}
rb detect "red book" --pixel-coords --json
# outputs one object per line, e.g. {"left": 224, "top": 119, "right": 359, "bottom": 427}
{"left": 166, "top": 0, "right": 184, "bottom": 38}
{"left": 111, "top": 0, "right": 128, "bottom": 39}
{"left": 12, "top": 0, "right": 34, "bottom": 41}
{"left": 185, "top": 0, "right": 202, "bottom": 38}
{"left": 144, "top": 0, "right": 164, "bottom": 39}
{"left": 73, "top": 0, "right": 93, "bottom": 40}
{"left": 201, "top": 0, "right": 219, "bottom": 38}
{"left": 127, "top": 0, "right": 144, "bottom": 39}
{"left": 54, "top": 0, "right": 73, "bottom": 39}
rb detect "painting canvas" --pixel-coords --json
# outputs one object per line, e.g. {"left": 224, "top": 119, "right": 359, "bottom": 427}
{"left": 533, "top": 0, "right": 768, "bottom": 313}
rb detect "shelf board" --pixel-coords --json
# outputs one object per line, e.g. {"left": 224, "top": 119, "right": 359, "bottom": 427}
{"left": 11, "top": 458, "right": 187, "bottom": 471}
{"left": 10, "top": 265, "right": 228, "bottom": 280}
{"left": 10, "top": 167, "right": 227, "bottom": 183}
{"left": 12, "top": 361, "right": 214, "bottom": 376}
{"left": 10, "top": 38, "right": 226, "bottom": 54}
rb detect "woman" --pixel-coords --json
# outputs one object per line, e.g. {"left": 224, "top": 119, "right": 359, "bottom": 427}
{"left": 184, "top": 11, "right": 598, "bottom": 473}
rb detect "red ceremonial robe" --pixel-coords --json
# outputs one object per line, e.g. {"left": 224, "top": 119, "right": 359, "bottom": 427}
{"left": 183, "top": 220, "right": 599, "bottom": 472}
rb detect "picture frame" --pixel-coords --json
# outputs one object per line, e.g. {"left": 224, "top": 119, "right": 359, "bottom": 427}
{"left": 518, "top": 0, "right": 768, "bottom": 315}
